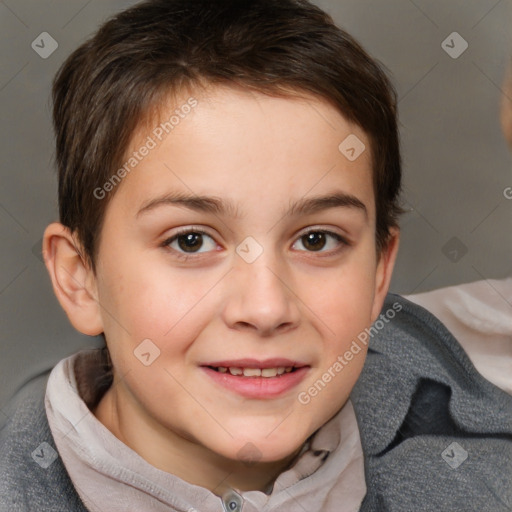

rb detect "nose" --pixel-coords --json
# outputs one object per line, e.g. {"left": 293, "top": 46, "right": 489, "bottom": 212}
{"left": 221, "top": 254, "right": 301, "bottom": 337}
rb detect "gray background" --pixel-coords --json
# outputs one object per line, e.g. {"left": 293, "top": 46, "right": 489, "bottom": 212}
{"left": 1, "top": 0, "right": 511, "bottom": 411}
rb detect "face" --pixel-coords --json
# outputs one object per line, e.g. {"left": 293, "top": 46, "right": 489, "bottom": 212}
{"left": 89, "top": 86, "right": 396, "bottom": 465}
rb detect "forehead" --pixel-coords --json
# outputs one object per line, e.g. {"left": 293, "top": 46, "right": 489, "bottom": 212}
{"left": 109, "top": 85, "right": 375, "bottom": 221}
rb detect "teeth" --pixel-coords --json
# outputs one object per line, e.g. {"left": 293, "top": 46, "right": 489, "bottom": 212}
{"left": 217, "top": 366, "right": 294, "bottom": 377}
{"left": 243, "top": 368, "right": 262, "bottom": 377}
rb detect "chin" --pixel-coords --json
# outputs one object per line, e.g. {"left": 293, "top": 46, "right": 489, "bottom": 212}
{"left": 222, "top": 435, "right": 307, "bottom": 466}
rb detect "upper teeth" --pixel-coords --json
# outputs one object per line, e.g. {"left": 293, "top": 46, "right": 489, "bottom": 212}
{"left": 216, "top": 367, "right": 293, "bottom": 377}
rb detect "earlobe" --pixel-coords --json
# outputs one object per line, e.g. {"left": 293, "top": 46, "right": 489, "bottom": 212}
{"left": 42, "top": 222, "right": 104, "bottom": 336}
{"left": 370, "top": 228, "right": 400, "bottom": 321}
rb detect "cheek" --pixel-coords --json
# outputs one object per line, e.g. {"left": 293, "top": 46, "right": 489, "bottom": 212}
{"left": 309, "top": 254, "right": 377, "bottom": 340}
{"left": 300, "top": 275, "right": 372, "bottom": 430}
{"left": 301, "top": 246, "right": 377, "bottom": 410}
{"left": 98, "top": 250, "right": 209, "bottom": 334}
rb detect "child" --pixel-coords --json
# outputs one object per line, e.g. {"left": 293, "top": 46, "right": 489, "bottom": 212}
{"left": 1, "top": 1, "right": 510, "bottom": 511}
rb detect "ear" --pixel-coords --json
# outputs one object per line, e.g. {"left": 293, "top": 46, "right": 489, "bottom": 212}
{"left": 42, "top": 222, "right": 104, "bottom": 336}
{"left": 370, "top": 227, "right": 400, "bottom": 321}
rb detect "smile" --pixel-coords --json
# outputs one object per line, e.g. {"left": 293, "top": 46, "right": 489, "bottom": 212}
{"left": 209, "top": 366, "right": 295, "bottom": 377}
{"left": 201, "top": 359, "right": 310, "bottom": 399}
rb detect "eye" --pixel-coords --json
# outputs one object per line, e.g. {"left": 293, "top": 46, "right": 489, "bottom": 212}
{"left": 162, "top": 228, "right": 218, "bottom": 256}
{"left": 292, "top": 229, "right": 348, "bottom": 253}
{"left": 161, "top": 227, "right": 349, "bottom": 260}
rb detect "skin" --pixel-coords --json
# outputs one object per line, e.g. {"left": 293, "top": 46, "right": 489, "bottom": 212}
{"left": 43, "top": 85, "right": 399, "bottom": 495}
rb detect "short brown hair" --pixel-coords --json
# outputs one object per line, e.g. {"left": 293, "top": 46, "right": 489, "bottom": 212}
{"left": 52, "top": 0, "right": 402, "bottom": 271}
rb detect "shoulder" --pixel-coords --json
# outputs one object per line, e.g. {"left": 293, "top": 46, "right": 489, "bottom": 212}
{"left": 405, "top": 278, "right": 512, "bottom": 394}
{"left": 0, "top": 371, "right": 87, "bottom": 512}
{"left": 354, "top": 292, "right": 512, "bottom": 425}
{"left": 352, "top": 293, "right": 512, "bottom": 511}
{"left": 360, "top": 292, "right": 503, "bottom": 387}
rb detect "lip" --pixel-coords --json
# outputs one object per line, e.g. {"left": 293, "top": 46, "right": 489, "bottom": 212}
{"left": 200, "top": 358, "right": 310, "bottom": 399}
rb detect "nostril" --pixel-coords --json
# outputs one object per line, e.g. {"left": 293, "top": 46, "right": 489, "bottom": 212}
{"left": 236, "top": 321, "right": 254, "bottom": 330}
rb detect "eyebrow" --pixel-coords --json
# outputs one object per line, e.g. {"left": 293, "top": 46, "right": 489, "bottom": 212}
{"left": 136, "top": 190, "right": 368, "bottom": 219}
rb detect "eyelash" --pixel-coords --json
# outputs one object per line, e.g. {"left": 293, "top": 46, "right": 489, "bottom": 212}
{"left": 161, "top": 226, "right": 350, "bottom": 261}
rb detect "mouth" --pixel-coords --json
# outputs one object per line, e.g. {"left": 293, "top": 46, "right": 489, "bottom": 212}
{"left": 207, "top": 366, "right": 298, "bottom": 377}
{"left": 202, "top": 358, "right": 307, "bottom": 377}
{"left": 200, "top": 359, "right": 310, "bottom": 399}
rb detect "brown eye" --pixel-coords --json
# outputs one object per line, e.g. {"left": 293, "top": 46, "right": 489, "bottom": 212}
{"left": 293, "top": 230, "right": 347, "bottom": 254}
{"left": 163, "top": 229, "right": 217, "bottom": 256}
{"left": 177, "top": 232, "right": 204, "bottom": 252}
{"left": 301, "top": 232, "right": 327, "bottom": 251}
